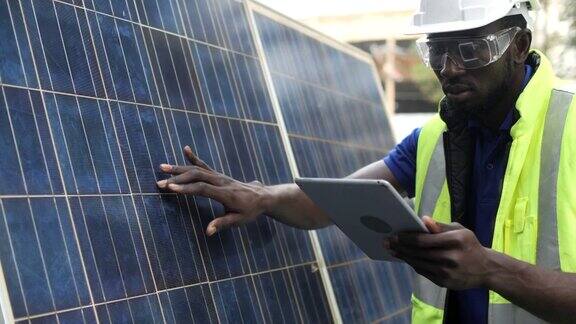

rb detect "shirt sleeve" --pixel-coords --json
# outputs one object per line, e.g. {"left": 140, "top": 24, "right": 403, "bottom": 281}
{"left": 383, "top": 127, "right": 421, "bottom": 198}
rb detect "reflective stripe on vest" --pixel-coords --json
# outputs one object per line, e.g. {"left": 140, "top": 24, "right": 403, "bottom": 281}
{"left": 536, "top": 89, "right": 574, "bottom": 270}
{"left": 413, "top": 88, "right": 574, "bottom": 323}
{"left": 413, "top": 136, "right": 448, "bottom": 310}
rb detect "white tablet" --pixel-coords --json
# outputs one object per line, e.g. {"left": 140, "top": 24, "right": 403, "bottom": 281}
{"left": 295, "top": 178, "right": 428, "bottom": 261}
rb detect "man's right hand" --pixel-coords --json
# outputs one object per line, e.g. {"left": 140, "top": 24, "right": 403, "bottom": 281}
{"left": 157, "top": 146, "right": 270, "bottom": 236}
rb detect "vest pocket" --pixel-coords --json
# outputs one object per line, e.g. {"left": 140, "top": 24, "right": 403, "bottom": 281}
{"left": 504, "top": 197, "right": 536, "bottom": 262}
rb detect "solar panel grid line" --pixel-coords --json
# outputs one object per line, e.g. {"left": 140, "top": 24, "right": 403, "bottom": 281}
{"left": 82, "top": 0, "right": 258, "bottom": 60}
{"left": 75, "top": 5, "right": 176, "bottom": 322}
{"left": 212, "top": 50, "right": 290, "bottom": 280}
{"left": 101, "top": 4, "right": 228, "bottom": 322}
{"left": 0, "top": 200, "right": 26, "bottom": 324}
{"left": 56, "top": 97, "right": 142, "bottom": 323}
{"left": 108, "top": 20, "right": 223, "bottom": 314}
{"left": 264, "top": 60, "right": 385, "bottom": 110}
{"left": 81, "top": 0, "right": 238, "bottom": 318}
{"left": 190, "top": 45, "right": 261, "bottom": 282}
{"left": 204, "top": 119, "right": 269, "bottom": 321}
{"left": 250, "top": 3, "right": 413, "bottom": 322}
{"left": 155, "top": 1, "right": 322, "bottom": 322}
{"left": 273, "top": 79, "right": 390, "bottom": 151}
{"left": 207, "top": 48, "right": 324, "bottom": 322}
{"left": 13, "top": 0, "right": 197, "bottom": 322}
{"left": 73, "top": 198, "right": 137, "bottom": 322}
{"left": 14, "top": 276, "right": 220, "bottom": 323}
{"left": 2, "top": 2, "right": 105, "bottom": 318}
{"left": 2, "top": 1, "right": 31, "bottom": 89}
{"left": 297, "top": 148, "right": 377, "bottom": 319}
{"left": 0, "top": 0, "right": 396, "bottom": 317}
{"left": 0, "top": 84, "right": 282, "bottom": 129}
{"left": 0, "top": 4, "right": 104, "bottom": 314}
{"left": 243, "top": 2, "right": 320, "bottom": 314}
{"left": 189, "top": 8, "right": 322, "bottom": 322}
{"left": 0, "top": 222, "right": 13, "bottom": 323}
{"left": 244, "top": 1, "right": 342, "bottom": 322}
{"left": 157, "top": 128, "right": 222, "bottom": 324}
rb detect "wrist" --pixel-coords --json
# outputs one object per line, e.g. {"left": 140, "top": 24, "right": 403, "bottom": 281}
{"left": 481, "top": 248, "right": 517, "bottom": 290}
{"left": 252, "top": 181, "right": 275, "bottom": 214}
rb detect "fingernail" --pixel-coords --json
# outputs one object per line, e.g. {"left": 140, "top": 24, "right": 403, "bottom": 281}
{"left": 157, "top": 180, "right": 167, "bottom": 188}
{"left": 207, "top": 225, "right": 217, "bottom": 236}
{"left": 160, "top": 164, "right": 171, "bottom": 171}
{"left": 168, "top": 184, "right": 180, "bottom": 190}
{"left": 184, "top": 146, "right": 191, "bottom": 152}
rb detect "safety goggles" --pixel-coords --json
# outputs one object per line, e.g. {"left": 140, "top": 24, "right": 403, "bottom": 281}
{"left": 416, "top": 27, "right": 521, "bottom": 71}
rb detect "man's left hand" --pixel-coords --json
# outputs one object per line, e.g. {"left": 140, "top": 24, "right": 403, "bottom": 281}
{"left": 386, "top": 216, "right": 493, "bottom": 290}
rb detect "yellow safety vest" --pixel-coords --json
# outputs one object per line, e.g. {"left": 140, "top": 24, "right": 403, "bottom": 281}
{"left": 411, "top": 50, "right": 576, "bottom": 324}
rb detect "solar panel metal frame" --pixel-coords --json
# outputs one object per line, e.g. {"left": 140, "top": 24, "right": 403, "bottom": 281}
{"left": 245, "top": 1, "right": 401, "bottom": 323}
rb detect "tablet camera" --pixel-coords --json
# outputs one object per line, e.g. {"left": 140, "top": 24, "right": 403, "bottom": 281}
{"left": 360, "top": 215, "right": 393, "bottom": 234}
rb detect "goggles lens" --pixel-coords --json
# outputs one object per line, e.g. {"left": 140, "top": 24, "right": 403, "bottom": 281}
{"left": 417, "top": 27, "right": 520, "bottom": 71}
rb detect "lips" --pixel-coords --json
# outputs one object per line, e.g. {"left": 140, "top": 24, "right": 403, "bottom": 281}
{"left": 443, "top": 84, "right": 471, "bottom": 95}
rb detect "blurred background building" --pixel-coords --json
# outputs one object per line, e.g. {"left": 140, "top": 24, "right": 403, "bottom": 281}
{"left": 259, "top": 0, "right": 576, "bottom": 141}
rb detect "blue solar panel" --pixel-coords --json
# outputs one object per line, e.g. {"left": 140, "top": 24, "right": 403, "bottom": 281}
{"left": 0, "top": 0, "right": 410, "bottom": 322}
{"left": 0, "top": 0, "right": 334, "bottom": 322}
{"left": 253, "top": 8, "right": 413, "bottom": 323}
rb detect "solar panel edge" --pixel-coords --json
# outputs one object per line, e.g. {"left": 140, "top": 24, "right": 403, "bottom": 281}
{"left": 244, "top": 2, "right": 351, "bottom": 322}
{"left": 249, "top": 2, "right": 412, "bottom": 323}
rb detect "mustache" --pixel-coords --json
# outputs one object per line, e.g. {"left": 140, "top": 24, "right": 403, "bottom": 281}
{"left": 442, "top": 79, "right": 474, "bottom": 93}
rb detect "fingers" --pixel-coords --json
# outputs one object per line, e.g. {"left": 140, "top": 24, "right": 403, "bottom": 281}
{"left": 206, "top": 213, "right": 244, "bottom": 236}
{"left": 184, "top": 146, "right": 213, "bottom": 171}
{"left": 163, "top": 182, "right": 228, "bottom": 202}
{"left": 423, "top": 216, "right": 442, "bottom": 234}
{"left": 395, "top": 230, "right": 464, "bottom": 249}
{"left": 157, "top": 166, "right": 223, "bottom": 189}
{"left": 389, "top": 240, "right": 458, "bottom": 267}
{"left": 159, "top": 164, "right": 193, "bottom": 175}
{"left": 395, "top": 252, "right": 445, "bottom": 275}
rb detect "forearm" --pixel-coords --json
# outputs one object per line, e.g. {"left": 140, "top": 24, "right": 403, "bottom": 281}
{"left": 484, "top": 249, "right": 576, "bottom": 323}
{"left": 262, "top": 183, "right": 331, "bottom": 230}
{"left": 260, "top": 160, "right": 402, "bottom": 230}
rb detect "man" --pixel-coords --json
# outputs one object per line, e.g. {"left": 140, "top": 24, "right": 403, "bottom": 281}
{"left": 156, "top": 0, "right": 576, "bottom": 322}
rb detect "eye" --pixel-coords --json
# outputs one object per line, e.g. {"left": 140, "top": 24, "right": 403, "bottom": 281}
{"left": 459, "top": 42, "right": 479, "bottom": 62}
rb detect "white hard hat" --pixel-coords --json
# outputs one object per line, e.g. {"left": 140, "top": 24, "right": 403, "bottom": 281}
{"left": 407, "top": 0, "right": 540, "bottom": 35}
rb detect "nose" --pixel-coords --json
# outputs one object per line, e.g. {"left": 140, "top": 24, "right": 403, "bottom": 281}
{"left": 439, "top": 54, "right": 465, "bottom": 78}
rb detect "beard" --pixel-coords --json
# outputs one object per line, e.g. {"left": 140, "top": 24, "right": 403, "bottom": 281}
{"left": 469, "top": 58, "right": 516, "bottom": 118}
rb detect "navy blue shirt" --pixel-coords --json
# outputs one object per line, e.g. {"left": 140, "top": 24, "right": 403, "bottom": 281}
{"left": 384, "top": 65, "right": 533, "bottom": 324}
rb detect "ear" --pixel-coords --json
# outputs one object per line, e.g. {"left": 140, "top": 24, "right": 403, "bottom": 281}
{"left": 511, "top": 29, "right": 532, "bottom": 64}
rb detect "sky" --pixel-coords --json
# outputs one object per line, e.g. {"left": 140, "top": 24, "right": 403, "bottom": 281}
{"left": 256, "top": 0, "right": 419, "bottom": 19}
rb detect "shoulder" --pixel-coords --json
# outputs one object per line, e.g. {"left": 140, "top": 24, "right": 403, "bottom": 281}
{"left": 552, "top": 80, "right": 576, "bottom": 124}
{"left": 417, "top": 114, "right": 445, "bottom": 151}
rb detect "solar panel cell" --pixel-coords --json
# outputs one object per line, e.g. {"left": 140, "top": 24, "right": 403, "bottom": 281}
{"left": 0, "top": 1, "right": 33, "bottom": 88}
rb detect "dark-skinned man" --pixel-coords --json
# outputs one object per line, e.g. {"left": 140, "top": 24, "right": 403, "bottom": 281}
{"left": 156, "top": 0, "right": 576, "bottom": 323}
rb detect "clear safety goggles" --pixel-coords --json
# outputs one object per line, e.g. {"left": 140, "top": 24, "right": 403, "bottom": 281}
{"left": 416, "top": 27, "right": 521, "bottom": 71}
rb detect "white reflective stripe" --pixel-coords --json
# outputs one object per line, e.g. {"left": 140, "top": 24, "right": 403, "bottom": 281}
{"left": 537, "top": 89, "right": 574, "bottom": 270}
{"left": 488, "top": 89, "right": 573, "bottom": 324}
{"left": 413, "top": 273, "right": 447, "bottom": 309}
{"left": 489, "top": 303, "right": 546, "bottom": 324}
{"left": 414, "top": 135, "right": 447, "bottom": 309}
{"left": 418, "top": 136, "right": 446, "bottom": 217}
